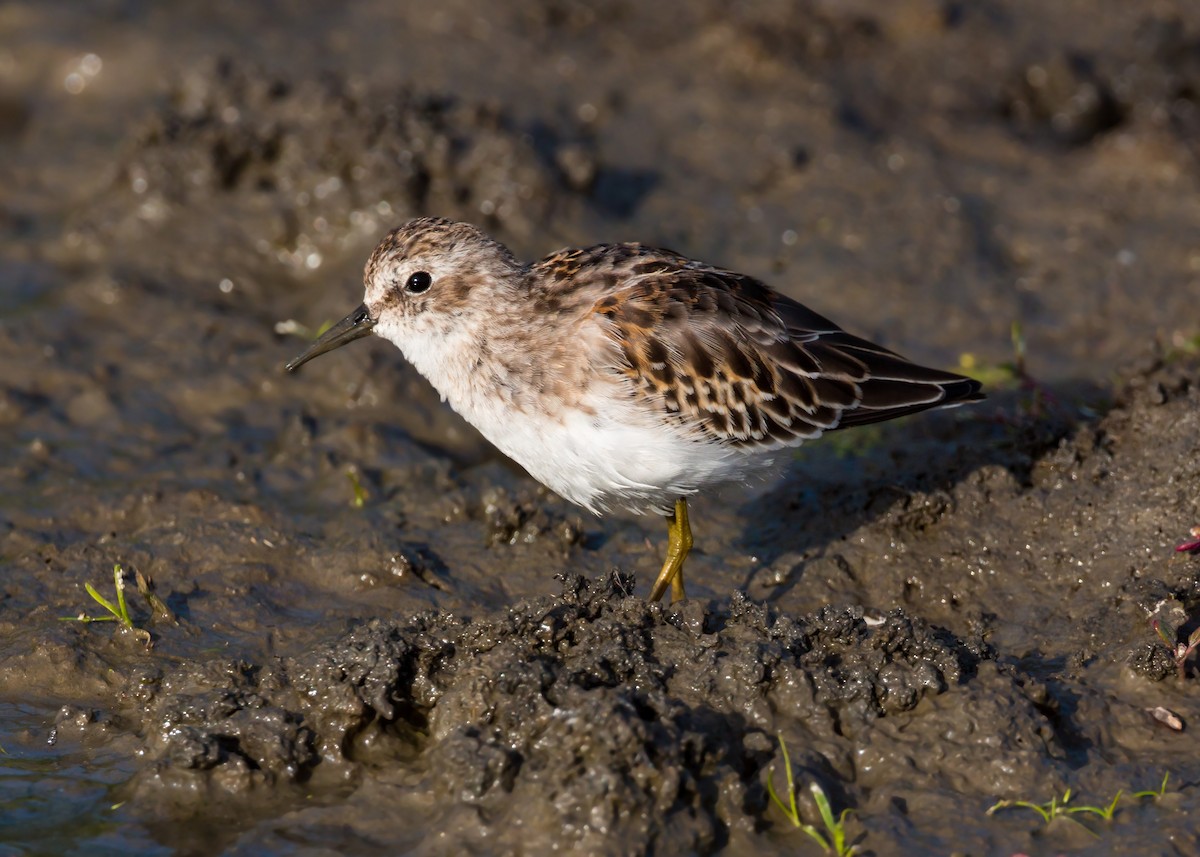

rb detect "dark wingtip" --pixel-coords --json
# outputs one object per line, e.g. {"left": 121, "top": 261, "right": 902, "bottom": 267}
{"left": 831, "top": 368, "right": 985, "bottom": 429}
{"left": 945, "top": 376, "right": 986, "bottom": 404}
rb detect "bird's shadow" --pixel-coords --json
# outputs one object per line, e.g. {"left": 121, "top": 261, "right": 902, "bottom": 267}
{"left": 734, "top": 378, "right": 1108, "bottom": 604}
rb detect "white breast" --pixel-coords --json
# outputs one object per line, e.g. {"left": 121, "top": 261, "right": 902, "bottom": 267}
{"left": 390, "top": 323, "right": 750, "bottom": 515}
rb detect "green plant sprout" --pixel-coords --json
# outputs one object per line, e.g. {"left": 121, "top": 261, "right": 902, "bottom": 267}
{"left": 767, "top": 734, "right": 857, "bottom": 856}
{"left": 1132, "top": 772, "right": 1171, "bottom": 800}
{"left": 347, "top": 466, "right": 368, "bottom": 508}
{"left": 1151, "top": 617, "right": 1200, "bottom": 679}
{"left": 989, "top": 775, "right": 1173, "bottom": 836}
{"left": 1069, "top": 791, "right": 1123, "bottom": 822}
{"left": 62, "top": 564, "right": 151, "bottom": 645}
{"left": 958, "top": 320, "right": 1066, "bottom": 425}
{"left": 957, "top": 321, "right": 1027, "bottom": 389}
{"left": 988, "top": 789, "right": 1106, "bottom": 837}
{"left": 988, "top": 789, "right": 1071, "bottom": 825}
{"left": 68, "top": 564, "right": 133, "bottom": 627}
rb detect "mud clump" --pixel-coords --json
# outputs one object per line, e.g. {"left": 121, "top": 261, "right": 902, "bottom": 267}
{"left": 120, "top": 573, "right": 989, "bottom": 852}
{"left": 480, "top": 484, "right": 585, "bottom": 550}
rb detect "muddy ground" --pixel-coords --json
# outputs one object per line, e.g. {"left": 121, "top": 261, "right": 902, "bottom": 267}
{"left": 2, "top": 1, "right": 1200, "bottom": 854}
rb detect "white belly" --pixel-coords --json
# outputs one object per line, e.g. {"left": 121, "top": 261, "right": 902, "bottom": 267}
{"left": 459, "top": 387, "right": 749, "bottom": 515}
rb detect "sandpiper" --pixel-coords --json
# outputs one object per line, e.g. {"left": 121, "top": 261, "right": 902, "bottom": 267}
{"left": 287, "top": 218, "right": 983, "bottom": 602}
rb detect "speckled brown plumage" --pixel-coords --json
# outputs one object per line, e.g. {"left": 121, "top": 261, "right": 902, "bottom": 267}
{"left": 530, "top": 241, "right": 982, "bottom": 450}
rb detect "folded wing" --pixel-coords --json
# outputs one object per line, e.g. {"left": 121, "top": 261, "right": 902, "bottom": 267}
{"left": 585, "top": 248, "right": 983, "bottom": 450}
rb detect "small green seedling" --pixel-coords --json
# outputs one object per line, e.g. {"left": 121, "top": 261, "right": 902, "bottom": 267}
{"left": 62, "top": 564, "right": 151, "bottom": 645}
{"left": 988, "top": 776, "right": 1176, "bottom": 838}
{"left": 70, "top": 564, "right": 133, "bottom": 627}
{"left": 987, "top": 789, "right": 1071, "bottom": 825}
{"left": 1133, "top": 772, "right": 1171, "bottom": 800}
{"left": 960, "top": 320, "right": 1066, "bottom": 424}
{"left": 1152, "top": 617, "right": 1200, "bottom": 679}
{"left": 1068, "top": 791, "right": 1123, "bottom": 822}
{"left": 347, "top": 466, "right": 368, "bottom": 508}
{"left": 957, "top": 321, "right": 1026, "bottom": 389}
{"left": 989, "top": 773, "right": 1173, "bottom": 828}
{"left": 767, "top": 734, "right": 857, "bottom": 856}
{"left": 988, "top": 788, "right": 1107, "bottom": 837}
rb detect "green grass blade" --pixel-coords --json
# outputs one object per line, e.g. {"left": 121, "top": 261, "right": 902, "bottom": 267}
{"left": 112, "top": 565, "right": 131, "bottom": 625}
{"left": 1106, "top": 790, "right": 1122, "bottom": 819}
{"left": 1133, "top": 772, "right": 1170, "bottom": 799}
{"left": 782, "top": 736, "right": 798, "bottom": 823}
{"left": 767, "top": 768, "right": 793, "bottom": 824}
{"left": 347, "top": 467, "right": 367, "bottom": 508}
{"left": 84, "top": 581, "right": 122, "bottom": 621}
{"left": 797, "top": 823, "right": 832, "bottom": 853}
{"left": 767, "top": 734, "right": 800, "bottom": 827}
{"left": 811, "top": 781, "right": 836, "bottom": 832}
{"left": 836, "top": 809, "right": 854, "bottom": 853}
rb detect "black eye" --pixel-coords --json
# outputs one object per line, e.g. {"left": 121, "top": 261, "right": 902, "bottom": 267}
{"left": 405, "top": 271, "right": 432, "bottom": 294}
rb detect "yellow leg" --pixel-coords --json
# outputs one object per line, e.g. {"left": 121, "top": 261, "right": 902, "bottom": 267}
{"left": 649, "top": 498, "right": 693, "bottom": 603}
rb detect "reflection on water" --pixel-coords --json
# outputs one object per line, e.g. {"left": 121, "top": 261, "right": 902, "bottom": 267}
{"left": 0, "top": 703, "right": 164, "bottom": 856}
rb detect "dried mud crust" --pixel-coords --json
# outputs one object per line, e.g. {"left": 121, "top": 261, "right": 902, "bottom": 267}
{"left": 121, "top": 574, "right": 998, "bottom": 851}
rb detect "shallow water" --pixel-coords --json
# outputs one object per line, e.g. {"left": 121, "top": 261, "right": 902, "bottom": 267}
{"left": 2, "top": 1, "right": 1200, "bottom": 854}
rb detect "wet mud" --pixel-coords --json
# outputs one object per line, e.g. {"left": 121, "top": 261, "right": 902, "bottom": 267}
{"left": 2, "top": 1, "right": 1200, "bottom": 855}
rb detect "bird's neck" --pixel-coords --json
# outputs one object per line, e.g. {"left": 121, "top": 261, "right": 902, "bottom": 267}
{"left": 397, "top": 309, "right": 562, "bottom": 417}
